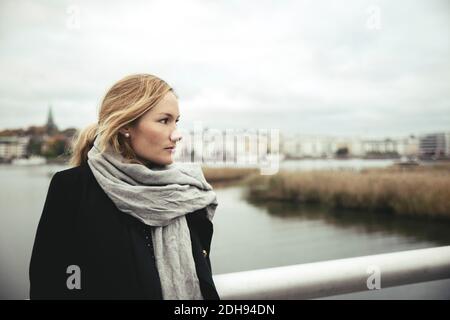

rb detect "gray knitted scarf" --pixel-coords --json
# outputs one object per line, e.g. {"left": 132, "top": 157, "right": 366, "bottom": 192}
{"left": 86, "top": 136, "right": 218, "bottom": 300}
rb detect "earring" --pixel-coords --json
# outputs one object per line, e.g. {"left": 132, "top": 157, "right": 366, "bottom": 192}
{"left": 125, "top": 132, "right": 130, "bottom": 138}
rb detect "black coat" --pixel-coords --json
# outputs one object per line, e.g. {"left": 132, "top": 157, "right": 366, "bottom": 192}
{"left": 29, "top": 162, "right": 220, "bottom": 300}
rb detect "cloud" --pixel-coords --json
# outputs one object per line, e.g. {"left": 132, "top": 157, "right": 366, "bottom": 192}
{"left": 0, "top": 0, "right": 448, "bottom": 138}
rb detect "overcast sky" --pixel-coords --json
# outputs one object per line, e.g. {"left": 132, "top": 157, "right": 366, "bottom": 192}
{"left": 0, "top": 0, "right": 449, "bottom": 138}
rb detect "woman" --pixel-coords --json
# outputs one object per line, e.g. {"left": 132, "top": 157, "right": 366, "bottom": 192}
{"left": 29, "top": 74, "right": 220, "bottom": 300}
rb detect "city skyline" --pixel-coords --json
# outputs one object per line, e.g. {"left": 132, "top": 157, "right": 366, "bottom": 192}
{"left": 0, "top": 104, "right": 448, "bottom": 141}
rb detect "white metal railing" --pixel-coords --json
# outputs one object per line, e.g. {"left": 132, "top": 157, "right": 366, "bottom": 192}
{"left": 212, "top": 245, "right": 450, "bottom": 299}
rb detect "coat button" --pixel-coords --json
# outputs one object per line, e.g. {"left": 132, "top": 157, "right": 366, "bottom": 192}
{"left": 202, "top": 249, "right": 207, "bottom": 257}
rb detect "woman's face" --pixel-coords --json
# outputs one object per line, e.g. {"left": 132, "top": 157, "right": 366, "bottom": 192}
{"left": 123, "top": 91, "right": 182, "bottom": 166}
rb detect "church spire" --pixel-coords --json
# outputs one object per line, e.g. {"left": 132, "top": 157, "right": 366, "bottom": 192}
{"left": 46, "top": 104, "right": 58, "bottom": 135}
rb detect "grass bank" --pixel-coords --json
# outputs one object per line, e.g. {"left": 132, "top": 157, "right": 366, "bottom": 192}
{"left": 243, "top": 163, "right": 450, "bottom": 220}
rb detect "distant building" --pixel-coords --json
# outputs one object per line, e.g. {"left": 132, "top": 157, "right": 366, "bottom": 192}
{"left": 281, "top": 133, "right": 420, "bottom": 159}
{"left": 46, "top": 105, "right": 59, "bottom": 135}
{"left": 419, "top": 132, "right": 450, "bottom": 159}
{"left": 174, "top": 128, "right": 275, "bottom": 164}
{"left": 0, "top": 136, "right": 30, "bottom": 160}
{"left": 361, "top": 138, "right": 398, "bottom": 154}
{"left": 397, "top": 135, "right": 419, "bottom": 157}
{"left": 281, "top": 134, "right": 340, "bottom": 158}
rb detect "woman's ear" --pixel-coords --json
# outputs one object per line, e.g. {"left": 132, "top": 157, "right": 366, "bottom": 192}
{"left": 119, "top": 128, "right": 131, "bottom": 139}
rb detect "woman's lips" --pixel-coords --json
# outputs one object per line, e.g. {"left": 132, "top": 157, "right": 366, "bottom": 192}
{"left": 165, "top": 147, "right": 176, "bottom": 153}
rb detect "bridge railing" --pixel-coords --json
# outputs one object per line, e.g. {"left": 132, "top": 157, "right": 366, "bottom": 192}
{"left": 212, "top": 245, "right": 450, "bottom": 299}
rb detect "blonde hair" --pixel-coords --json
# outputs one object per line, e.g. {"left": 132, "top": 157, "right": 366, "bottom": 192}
{"left": 69, "top": 74, "right": 176, "bottom": 167}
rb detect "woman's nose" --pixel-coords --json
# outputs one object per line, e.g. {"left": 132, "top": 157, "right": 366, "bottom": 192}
{"left": 170, "top": 129, "right": 183, "bottom": 143}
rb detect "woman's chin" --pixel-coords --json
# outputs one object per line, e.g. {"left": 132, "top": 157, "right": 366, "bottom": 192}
{"left": 138, "top": 155, "right": 172, "bottom": 168}
{"left": 157, "top": 156, "right": 174, "bottom": 166}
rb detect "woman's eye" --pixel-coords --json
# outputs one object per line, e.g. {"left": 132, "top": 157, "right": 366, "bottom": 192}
{"left": 159, "top": 118, "right": 179, "bottom": 124}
